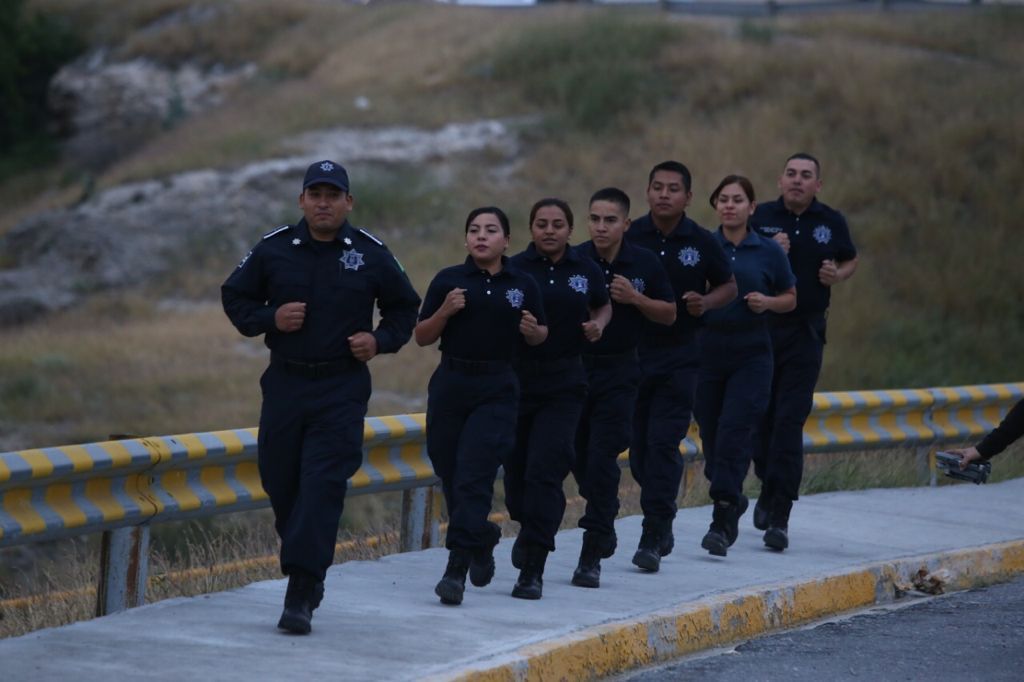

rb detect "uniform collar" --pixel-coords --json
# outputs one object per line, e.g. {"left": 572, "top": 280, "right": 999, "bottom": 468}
{"left": 773, "top": 196, "right": 825, "bottom": 218}
{"left": 580, "top": 239, "right": 634, "bottom": 264}
{"left": 637, "top": 212, "right": 699, "bottom": 239}
{"left": 294, "top": 219, "right": 356, "bottom": 245}
{"left": 523, "top": 241, "right": 579, "bottom": 265}
{"left": 715, "top": 226, "right": 763, "bottom": 248}
{"left": 461, "top": 254, "right": 513, "bottom": 277}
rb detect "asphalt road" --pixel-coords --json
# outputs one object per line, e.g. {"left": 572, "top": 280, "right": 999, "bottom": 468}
{"left": 618, "top": 575, "right": 1024, "bottom": 681}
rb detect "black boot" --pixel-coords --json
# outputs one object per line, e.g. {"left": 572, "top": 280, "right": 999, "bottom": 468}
{"left": 511, "top": 545, "right": 548, "bottom": 600}
{"left": 701, "top": 500, "right": 739, "bottom": 557}
{"left": 469, "top": 545, "right": 496, "bottom": 587}
{"left": 435, "top": 549, "right": 471, "bottom": 605}
{"left": 728, "top": 495, "right": 749, "bottom": 547}
{"left": 511, "top": 534, "right": 525, "bottom": 570}
{"left": 659, "top": 521, "right": 675, "bottom": 557}
{"left": 764, "top": 496, "right": 792, "bottom": 551}
{"left": 277, "top": 571, "right": 317, "bottom": 634}
{"left": 572, "top": 532, "right": 608, "bottom": 589}
{"left": 753, "top": 489, "right": 771, "bottom": 531}
{"left": 632, "top": 517, "right": 667, "bottom": 572}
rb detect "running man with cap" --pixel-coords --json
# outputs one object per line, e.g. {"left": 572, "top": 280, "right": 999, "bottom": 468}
{"left": 222, "top": 160, "right": 421, "bottom": 633}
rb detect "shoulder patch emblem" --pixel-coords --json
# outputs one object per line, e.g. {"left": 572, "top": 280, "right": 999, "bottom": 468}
{"left": 236, "top": 249, "right": 253, "bottom": 269}
{"left": 813, "top": 225, "right": 832, "bottom": 244}
{"left": 357, "top": 228, "right": 384, "bottom": 247}
{"left": 262, "top": 224, "right": 291, "bottom": 240}
{"left": 568, "top": 274, "right": 589, "bottom": 294}
{"left": 678, "top": 246, "right": 701, "bottom": 267}
{"left": 506, "top": 288, "right": 525, "bottom": 309}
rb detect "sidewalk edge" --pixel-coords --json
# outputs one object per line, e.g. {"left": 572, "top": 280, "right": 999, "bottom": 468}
{"left": 433, "top": 539, "right": 1024, "bottom": 681}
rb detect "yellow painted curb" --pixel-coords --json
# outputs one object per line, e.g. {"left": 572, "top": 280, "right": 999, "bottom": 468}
{"left": 434, "top": 539, "right": 1024, "bottom": 682}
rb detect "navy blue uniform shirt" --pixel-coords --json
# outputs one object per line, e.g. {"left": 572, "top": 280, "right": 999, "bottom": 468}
{"left": 704, "top": 228, "right": 795, "bottom": 328}
{"left": 752, "top": 197, "right": 856, "bottom": 319}
{"left": 575, "top": 240, "right": 674, "bottom": 355}
{"left": 419, "top": 256, "right": 547, "bottom": 362}
{"left": 510, "top": 243, "right": 609, "bottom": 360}
{"left": 626, "top": 213, "right": 733, "bottom": 341}
{"left": 221, "top": 219, "right": 421, "bottom": 361}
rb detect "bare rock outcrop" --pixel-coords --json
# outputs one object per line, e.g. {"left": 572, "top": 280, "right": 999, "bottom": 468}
{"left": 49, "top": 52, "right": 257, "bottom": 168}
{"left": 0, "top": 120, "right": 521, "bottom": 325}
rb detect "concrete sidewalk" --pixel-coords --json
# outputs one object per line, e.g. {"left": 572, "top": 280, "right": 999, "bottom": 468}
{"left": 3, "top": 479, "right": 1023, "bottom": 681}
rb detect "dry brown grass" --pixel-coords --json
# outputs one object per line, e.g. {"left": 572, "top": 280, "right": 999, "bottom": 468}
{"left": 5, "top": 1, "right": 1024, "bottom": 634}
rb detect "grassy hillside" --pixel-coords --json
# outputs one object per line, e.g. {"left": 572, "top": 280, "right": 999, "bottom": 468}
{"left": 2, "top": 0, "right": 1022, "bottom": 450}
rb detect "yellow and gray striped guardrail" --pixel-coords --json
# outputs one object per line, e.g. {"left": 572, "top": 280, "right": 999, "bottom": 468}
{"left": 1, "top": 383, "right": 1020, "bottom": 613}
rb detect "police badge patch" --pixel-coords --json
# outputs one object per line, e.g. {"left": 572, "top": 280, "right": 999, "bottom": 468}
{"left": 631, "top": 278, "right": 646, "bottom": 294}
{"left": 340, "top": 249, "right": 365, "bottom": 271}
{"left": 568, "top": 274, "right": 589, "bottom": 294}
{"left": 506, "top": 288, "right": 525, "bottom": 309}
{"left": 813, "top": 225, "right": 832, "bottom": 244}
{"left": 678, "top": 247, "right": 701, "bottom": 267}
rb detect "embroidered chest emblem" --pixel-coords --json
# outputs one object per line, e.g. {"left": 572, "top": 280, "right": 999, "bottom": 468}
{"left": 506, "top": 288, "right": 525, "bottom": 309}
{"left": 340, "top": 249, "right": 365, "bottom": 271}
{"left": 631, "top": 278, "right": 646, "bottom": 294}
{"left": 813, "top": 225, "right": 832, "bottom": 244}
{"left": 678, "top": 246, "right": 701, "bottom": 267}
{"left": 568, "top": 274, "right": 589, "bottom": 294}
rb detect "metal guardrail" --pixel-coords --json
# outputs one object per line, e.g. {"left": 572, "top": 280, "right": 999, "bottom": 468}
{"left": 2, "top": 383, "right": 1021, "bottom": 613}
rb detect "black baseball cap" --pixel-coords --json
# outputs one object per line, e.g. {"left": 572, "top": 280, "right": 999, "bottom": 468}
{"left": 303, "top": 160, "right": 350, "bottom": 192}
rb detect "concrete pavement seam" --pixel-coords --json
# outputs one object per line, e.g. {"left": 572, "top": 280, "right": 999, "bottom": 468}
{"left": 434, "top": 539, "right": 1024, "bottom": 681}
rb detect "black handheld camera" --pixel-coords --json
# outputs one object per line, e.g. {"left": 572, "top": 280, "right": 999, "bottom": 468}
{"left": 936, "top": 451, "right": 991, "bottom": 485}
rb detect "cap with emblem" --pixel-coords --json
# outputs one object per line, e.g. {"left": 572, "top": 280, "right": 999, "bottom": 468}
{"left": 303, "top": 160, "right": 350, "bottom": 192}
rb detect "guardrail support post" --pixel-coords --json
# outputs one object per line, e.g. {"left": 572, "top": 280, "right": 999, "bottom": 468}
{"left": 400, "top": 486, "right": 439, "bottom": 552}
{"left": 915, "top": 446, "right": 936, "bottom": 488}
{"left": 96, "top": 524, "right": 150, "bottom": 616}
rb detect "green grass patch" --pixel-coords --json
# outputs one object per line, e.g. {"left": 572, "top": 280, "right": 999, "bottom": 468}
{"left": 485, "top": 13, "right": 679, "bottom": 132}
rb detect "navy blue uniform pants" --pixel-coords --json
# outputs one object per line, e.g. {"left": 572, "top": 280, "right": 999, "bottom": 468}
{"left": 631, "top": 342, "right": 700, "bottom": 521}
{"left": 573, "top": 354, "right": 641, "bottom": 539}
{"left": 695, "top": 328, "right": 773, "bottom": 504}
{"left": 426, "top": 364, "right": 517, "bottom": 551}
{"left": 257, "top": 361, "right": 370, "bottom": 581}
{"left": 505, "top": 361, "right": 587, "bottom": 551}
{"left": 753, "top": 317, "right": 825, "bottom": 502}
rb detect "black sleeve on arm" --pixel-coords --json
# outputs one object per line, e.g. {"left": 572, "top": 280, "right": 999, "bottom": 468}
{"left": 977, "top": 398, "right": 1024, "bottom": 459}
{"left": 372, "top": 254, "right": 422, "bottom": 355}
{"left": 221, "top": 246, "right": 276, "bottom": 337}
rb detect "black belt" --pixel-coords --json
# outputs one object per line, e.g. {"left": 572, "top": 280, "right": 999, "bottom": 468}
{"left": 272, "top": 354, "right": 356, "bottom": 379}
{"left": 442, "top": 355, "right": 510, "bottom": 375}
{"left": 771, "top": 312, "right": 826, "bottom": 328}
{"left": 514, "top": 355, "right": 582, "bottom": 375}
{"left": 704, "top": 319, "right": 767, "bottom": 333}
{"left": 582, "top": 349, "right": 637, "bottom": 369}
{"left": 640, "top": 332, "right": 695, "bottom": 349}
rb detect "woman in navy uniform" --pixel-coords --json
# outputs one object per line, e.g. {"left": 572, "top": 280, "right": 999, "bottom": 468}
{"left": 694, "top": 175, "right": 795, "bottom": 557}
{"left": 505, "top": 198, "right": 611, "bottom": 599}
{"left": 222, "top": 160, "right": 421, "bottom": 634}
{"left": 415, "top": 207, "right": 548, "bottom": 606}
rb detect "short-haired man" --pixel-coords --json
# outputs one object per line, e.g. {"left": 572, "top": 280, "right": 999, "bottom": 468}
{"left": 625, "top": 162, "right": 737, "bottom": 572}
{"left": 571, "top": 187, "right": 675, "bottom": 587}
{"left": 751, "top": 153, "right": 858, "bottom": 551}
{"left": 222, "top": 161, "right": 421, "bottom": 633}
